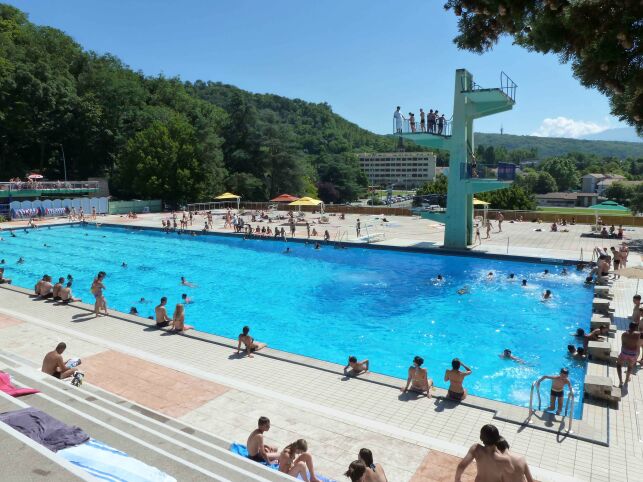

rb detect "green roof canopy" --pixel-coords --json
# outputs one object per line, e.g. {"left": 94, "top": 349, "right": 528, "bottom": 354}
{"left": 588, "top": 200, "right": 629, "bottom": 211}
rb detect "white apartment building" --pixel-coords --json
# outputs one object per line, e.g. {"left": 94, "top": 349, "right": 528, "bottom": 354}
{"left": 357, "top": 152, "right": 437, "bottom": 189}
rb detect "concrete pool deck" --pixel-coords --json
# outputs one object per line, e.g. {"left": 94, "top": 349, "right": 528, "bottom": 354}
{"left": 2, "top": 213, "right": 643, "bottom": 480}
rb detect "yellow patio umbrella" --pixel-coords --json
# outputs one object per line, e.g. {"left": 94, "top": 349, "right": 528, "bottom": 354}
{"left": 473, "top": 198, "right": 490, "bottom": 225}
{"left": 214, "top": 192, "right": 240, "bottom": 209}
{"left": 288, "top": 196, "right": 323, "bottom": 212}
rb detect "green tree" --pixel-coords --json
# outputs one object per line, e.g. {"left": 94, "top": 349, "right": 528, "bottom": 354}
{"left": 477, "top": 185, "right": 536, "bottom": 210}
{"left": 604, "top": 182, "right": 635, "bottom": 206}
{"left": 113, "top": 116, "right": 225, "bottom": 203}
{"left": 417, "top": 173, "right": 449, "bottom": 195}
{"left": 444, "top": 1, "right": 642, "bottom": 134}
{"left": 539, "top": 157, "right": 579, "bottom": 191}
{"left": 533, "top": 171, "right": 558, "bottom": 194}
{"left": 630, "top": 185, "right": 643, "bottom": 214}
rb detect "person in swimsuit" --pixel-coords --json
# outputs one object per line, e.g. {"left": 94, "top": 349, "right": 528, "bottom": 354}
{"left": 52, "top": 277, "right": 65, "bottom": 300}
{"left": 631, "top": 295, "right": 641, "bottom": 324}
{"left": 90, "top": 271, "right": 107, "bottom": 317}
{"left": 246, "top": 416, "right": 279, "bottom": 463}
{"left": 170, "top": 303, "right": 193, "bottom": 333}
{"left": 237, "top": 326, "right": 267, "bottom": 357}
{"left": 0, "top": 267, "right": 11, "bottom": 285}
{"left": 444, "top": 358, "right": 472, "bottom": 401}
{"left": 41, "top": 342, "right": 77, "bottom": 380}
{"left": 358, "top": 448, "right": 387, "bottom": 482}
{"left": 344, "top": 356, "right": 370, "bottom": 376}
{"left": 495, "top": 437, "right": 534, "bottom": 482}
{"left": 617, "top": 322, "right": 640, "bottom": 387}
{"left": 583, "top": 325, "right": 608, "bottom": 349}
{"left": 155, "top": 297, "right": 171, "bottom": 327}
{"left": 278, "top": 439, "right": 321, "bottom": 482}
{"left": 542, "top": 289, "right": 552, "bottom": 300}
{"left": 455, "top": 424, "right": 513, "bottom": 482}
{"left": 401, "top": 356, "right": 433, "bottom": 398}
{"left": 543, "top": 368, "right": 572, "bottom": 415}
{"left": 345, "top": 460, "right": 367, "bottom": 482}
{"left": 180, "top": 276, "right": 197, "bottom": 288}
{"left": 499, "top": 349, "right": 524, "bottom": 364}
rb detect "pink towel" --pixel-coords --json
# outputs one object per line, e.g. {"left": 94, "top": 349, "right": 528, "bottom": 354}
{"left": 0, "top": 371, "right": 40, "bottom": 397}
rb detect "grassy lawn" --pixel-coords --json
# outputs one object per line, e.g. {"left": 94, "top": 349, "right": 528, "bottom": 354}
{"left": 538, "top": 207, "right": 632, "bottom": 216}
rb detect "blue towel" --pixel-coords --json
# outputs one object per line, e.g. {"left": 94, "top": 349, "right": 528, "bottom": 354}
{"left": 59, "top": 438, "right": 176, "bottom": 482}
{"left": 229, "top": 443, "right": 336, "bottom": 481}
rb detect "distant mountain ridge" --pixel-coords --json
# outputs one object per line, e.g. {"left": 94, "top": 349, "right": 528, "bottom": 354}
{"left": 473, "top": 132, "right": 643, "bottom": 160}
{"left": 580, "top": 127, "right": 642, "bottom": 143}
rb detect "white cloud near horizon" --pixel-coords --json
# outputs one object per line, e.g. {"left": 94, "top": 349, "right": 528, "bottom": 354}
{"left": 531, "top": 116, "right": 610, "bottom": 138}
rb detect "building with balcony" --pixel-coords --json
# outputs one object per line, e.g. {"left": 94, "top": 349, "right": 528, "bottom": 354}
{"left": 357, "top": 152, "right": 436, "bottom": 189}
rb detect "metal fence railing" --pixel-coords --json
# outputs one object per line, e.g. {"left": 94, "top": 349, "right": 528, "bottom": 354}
{"left": 0, "top": 180, "right": 99, "bottom": 192}
{"left": 460, "top": 162, "right": 516, "bottom": 181}
{"left": 393, "top": 117, "right": 452, "bottom": 137}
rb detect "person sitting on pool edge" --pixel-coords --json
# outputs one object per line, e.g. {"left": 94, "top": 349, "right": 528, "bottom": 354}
{"left": 444, "top": 358, "right": 472, "bottom": 401}
{"left": 52, "top": 277, "right": 65, "bottom": 300}
{"left": 401, "top": 355, "right": 432, "bottom": 398}
{"left": 0, "top": 267, "right": 12, "bottom": 285}
{"left": 237, "top": 326, "right": 267, "bottom": 357}
{"left": 170, "top": 303, "right": 193, "bottom": 333}
{"left": 543, "top": 368, "right": 572, "bottom": 415}
{"left": 155, "top": 297, "right": 171, "bottom": 328}
{"left": 344, "top": 356, "right": 369, "bottom": 376}
{"left": 35, "top": 274, "right": 53, "bottom": 298}
{"left": 59, "top": 281, "right": 81, "bottom": 303}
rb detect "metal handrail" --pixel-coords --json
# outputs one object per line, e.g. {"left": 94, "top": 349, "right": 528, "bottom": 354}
{"left": 392, "top": 117, "right": 452, "bottom": 137}
{"left": 528, "top": 376, "right": 574, "bottom": 432}
{"left": 500, "top": 71, "right": 517, "bottom": 102}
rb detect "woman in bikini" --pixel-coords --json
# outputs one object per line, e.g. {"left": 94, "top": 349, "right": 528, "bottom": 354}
{"left": 170, "top": 304, "right": 193, "bottom": 333}
{"left": 278, "top": 439, "right": 321, "bottom": 482}
{"left": 358, "top": 448, "right": 388, "bottom": 482}
{"left": 401, "top": 356, "right": 432, "bottom": 398}
{"left": 90, "top": 271, "right": 108, "bottom": 317}
{"left": 237, "top": 326, "right": 267, "bottom": 357}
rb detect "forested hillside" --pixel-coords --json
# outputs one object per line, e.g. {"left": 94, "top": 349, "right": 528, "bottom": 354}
{"left": 474, "top": 133, "right": 643, "bottom": 160}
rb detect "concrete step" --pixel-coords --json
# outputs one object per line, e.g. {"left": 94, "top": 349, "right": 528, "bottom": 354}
{"left": 17, "top": 368, "right": 290, "bottom": 481}
{"left": 2, "top": 366, "right": 232, "bottom": 481}
{"left": 0, "top": 392, "right": 94, "bottom": 482}
{"left": 0, "top": 353, "right": 290, "bottom": 482}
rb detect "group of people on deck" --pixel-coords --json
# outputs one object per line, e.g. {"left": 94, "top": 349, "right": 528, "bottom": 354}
{"left": 393, "top": 106, "right": 446, "bottom": 134}
{"left": 33, "top": 273, "right": 80, "bottom": 303}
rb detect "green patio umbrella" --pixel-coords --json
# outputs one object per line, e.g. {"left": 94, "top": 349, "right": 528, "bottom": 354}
{"left": 588, "top": 200, "right": 629, "bottom": 211}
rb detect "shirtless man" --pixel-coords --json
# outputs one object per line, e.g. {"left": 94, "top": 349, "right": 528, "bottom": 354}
{"left": 544, "top": 368, "right": 572, "bottom": 415}
{"left": 455, "top": 424, "right": 513, "bottom": 482}
{"left": 0, "top": 267, "right": 12, "bottom": 284}
{"left": 616, "top": 322, "right": 640, "bottom": 387}
{"left": 41, "top": 342, "right": 77, "bottom": 379}
{"left": 155, "top": 297, "right": 171, "bottom": 328}
{"left": 495, "top": 437, "right": 534, "bottom": 482}
{"left": 499, "top": 349, "right": 524, "bottom": 364}
{"left": 36, "top": 275, "right": 53, "bottom": 298}
{"left": 401, "top": 356, "right": 433, "bottom": 398}
{"left": 60, "top": 282, "right": 81, "bottom": 303}
{"left": 52, "top": 277, "right": 65, "bottom": 300}
{"left": 344, "top": 356, "right": 370, "bottom": 376}
{"left": 247, "top": 416, "right": 279, "bottom": 463}
{"left": 237, "top": 326, "right": 267, "bottom": 358}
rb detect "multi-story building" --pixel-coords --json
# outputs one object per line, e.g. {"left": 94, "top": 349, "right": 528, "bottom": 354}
{"left": 357, "top": 152, "right": 437, "bottom": 189}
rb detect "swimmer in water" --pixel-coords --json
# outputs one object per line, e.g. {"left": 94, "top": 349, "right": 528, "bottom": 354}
{"left": 542, "top": 289, "right": 552, "bottom": 300}
{"left": 521, "top": 279, "right": 527, "bottom": 287}
{"left": 561, "top": 267, "right": 568, "bottom": 276}
{"left": 17, "top": 257, "right": 25, "bottom": 264}
{"left": 181, "top": 293, "right": 192, "bottom": 304}
{"left": 508, "top": 273, "right": 515, "bottom": 280}
{"left": 435, "top": 274, "right": 444, "bottom": 282}
{"left": 487, "top": 272, "right": 494, "bottom": 280}
{"left": 121, "top": 262, "right": 127, "bottom": 268}
{"left": 180, "top": 276, "right": 197, "bottom": 288}
{"left": 283, "top": 247, "right": 291, "bottom": 254}
{"left": 499, "top": 349, "right": 525, "bottom": 364}
{"left": 457, "top": 287, "right": 470, "bottom": 295}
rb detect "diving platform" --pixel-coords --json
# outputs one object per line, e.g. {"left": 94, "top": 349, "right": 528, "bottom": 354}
{"left": 394, "top": 69, "right": 518, "bottom": 248}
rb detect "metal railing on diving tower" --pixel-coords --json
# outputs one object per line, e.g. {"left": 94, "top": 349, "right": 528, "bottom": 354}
{"left": 396, "top": 69, "right": 517, "bottom": 249}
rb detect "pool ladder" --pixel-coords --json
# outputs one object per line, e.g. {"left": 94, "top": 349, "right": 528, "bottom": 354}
{"left": 528, "top": 376, "right": 575, "bottom": 432}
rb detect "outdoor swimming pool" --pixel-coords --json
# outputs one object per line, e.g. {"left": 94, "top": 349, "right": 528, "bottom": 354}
{"left": 1, "top": 224, "right": 592, "bottom": 416}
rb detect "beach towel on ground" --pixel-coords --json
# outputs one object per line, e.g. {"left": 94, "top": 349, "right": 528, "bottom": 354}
{"left": 230, "top": 443, "right": 336, "bottom": 481}
{"left": 0, "top": 371, "right": 40, "bottom": 397}
{"left": 59, "top": 438, "right": 176, "bottom": 482}
{"left": 0, "top": 407, "right": 89, "bottom": 451}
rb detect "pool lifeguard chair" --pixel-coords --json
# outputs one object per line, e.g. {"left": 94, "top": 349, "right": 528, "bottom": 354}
{"left": 398, "top": 69, "right": 517, "bottom": 248}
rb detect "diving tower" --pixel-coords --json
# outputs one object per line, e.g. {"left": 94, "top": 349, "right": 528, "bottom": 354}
{"left": 397, "top": 69, "right": 517, "bottom": 248}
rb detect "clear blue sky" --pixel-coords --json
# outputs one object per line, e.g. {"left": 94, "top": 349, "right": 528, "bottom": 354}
{"left": 8, "top": 0, "right": 627, "bottom": 138}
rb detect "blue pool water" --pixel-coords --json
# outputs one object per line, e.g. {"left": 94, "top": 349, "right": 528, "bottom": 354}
{"left": 1, "top": 224, "right": 591, "bottom": 416}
